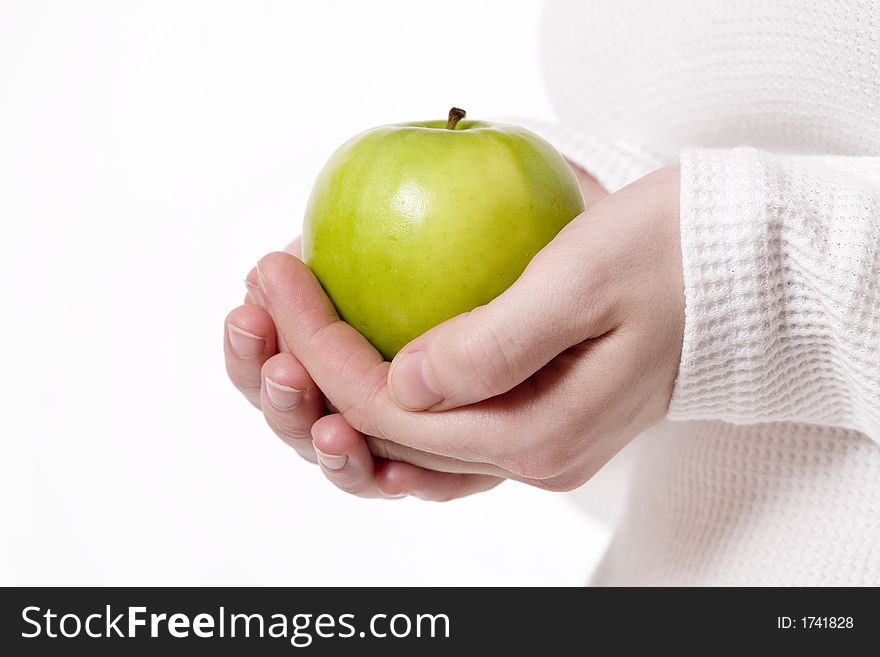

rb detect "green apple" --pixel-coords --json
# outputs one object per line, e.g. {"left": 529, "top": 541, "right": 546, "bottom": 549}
{"left": 303, "top": 108, "right": 585, "bottom": 360}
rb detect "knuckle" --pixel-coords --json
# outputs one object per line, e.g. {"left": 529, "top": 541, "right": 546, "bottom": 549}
{"left": 334, "top": 480, "right": 368, "bottom": 497}
{"left": 340, "top": 365, "right": 390, "bottom": 438}
{"left": 340, "top": 399, "right": 377, "bottom": 438}
{"left": 226, "top": 354, "right": 267, "bottom": 398}
{"left": 531, "top": 472, "right": 586, "bottom": 493}
{"left": 365, "top": 436, "right": 392, "bottom": 461}
{"left": 554, "top": 400, "right": 597, "bottom": 442}
{"left": 265, "top": 412, "right": 311, "bottom": 444}
{"left": 225, "top": 379, "right": 263, "bottom": 409}
{"left": 452, "top": 319, "right": 516, "bottom": 395}
{"left": 225, "top": 362, "right": 257, "bottom": 393}
{"left": 577, "top": 267, "right": 615, "bottom": 328}
{"left": 503, "top": 448, "right": 565, "bottom": 481}
{"left": 499, "top": 427, "right": 583, "bottom": 482}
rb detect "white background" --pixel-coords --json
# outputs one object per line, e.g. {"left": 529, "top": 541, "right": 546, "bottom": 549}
{"left": 0, "top": 0, "right": 611, "bottom": 585}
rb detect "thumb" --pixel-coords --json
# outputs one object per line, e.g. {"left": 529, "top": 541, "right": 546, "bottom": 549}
{"left": 387, "top": 220, "right": 615, "bottom": 411}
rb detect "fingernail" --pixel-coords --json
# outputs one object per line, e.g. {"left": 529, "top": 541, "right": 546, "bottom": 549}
{"left": 245, "top": 279, "right": 267, "bottom": 309}
{"left": 227, "top": 324, "right": 265, "bottom": 358}
{"left": 314, "top": 447, "right": 347, "bottom": 471}
{"left": 385, "top": 491, "right": 409, "bottom": 499}
{"left": 389, "top": 351, "right": 444, "bottom": 410}
{"left": 265, "top": 378, "right": 304, "bottom": 410}
{"left": 256, "top": 261, "right": 267, "bottom": 293}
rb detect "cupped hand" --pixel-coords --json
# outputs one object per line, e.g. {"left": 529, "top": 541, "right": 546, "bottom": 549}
{"left": 224, "top": 239, "right": 501, "bottom": 500}
{"left": 242, "top": 165, "right": 684, "bottom": 493}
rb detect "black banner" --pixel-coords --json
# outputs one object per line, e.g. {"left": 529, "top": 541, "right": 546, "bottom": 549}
{"left": 1, "top": 587, "right": 876, "bottom": 654}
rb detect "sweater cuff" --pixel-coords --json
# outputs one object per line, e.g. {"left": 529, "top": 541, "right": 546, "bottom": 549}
{"left": 668, "top": 148, "right": 789, "bottom": 422}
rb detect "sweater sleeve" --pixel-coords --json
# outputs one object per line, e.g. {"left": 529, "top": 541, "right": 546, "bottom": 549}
{"left": 668, "top": 148, "right": 880, "bottom": 443}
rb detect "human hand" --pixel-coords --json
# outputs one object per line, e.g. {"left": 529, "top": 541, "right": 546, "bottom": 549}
{"left": 248, "top": 165, "right": 684, "bottom": 492}
{"left": 224, "top": 239, "right": 503, "bottom": 500}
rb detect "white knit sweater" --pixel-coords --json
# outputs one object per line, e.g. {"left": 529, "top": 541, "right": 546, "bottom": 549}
{"left": 529, "top": 0, "right": 880, "bottom": 585}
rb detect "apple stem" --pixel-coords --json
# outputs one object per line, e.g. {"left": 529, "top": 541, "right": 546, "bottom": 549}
{"left": 446, "top": 107, "right": 466, "bottom": 130}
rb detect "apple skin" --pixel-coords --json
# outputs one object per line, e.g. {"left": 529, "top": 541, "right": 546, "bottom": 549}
{"left": 302, "top": 117, "right": 585, "bottom": 360}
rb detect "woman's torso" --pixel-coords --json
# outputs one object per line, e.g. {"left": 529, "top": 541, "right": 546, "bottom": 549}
{"left": 541, "top": 0, "right": 880, "bottom": 585}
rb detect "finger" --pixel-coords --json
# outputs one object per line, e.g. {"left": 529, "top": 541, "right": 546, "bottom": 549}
{"left": 256, "top": 251, "right": 390, "bottom": 418}
{"left": 311, "top": 414, "right": 389, "bottom": 498}
{"left": 255, "top": 252, "right": 472, "bottom": 459}
{"left": 364, "top": 435, "right": 514, "bottom": 478}
{"left": 224, "top": 304, "right": 278, "bottom": 408}
{"left": 313, "top": 414, "right": 504, "bottom": 499}
{"left": 255, "top": 252, "right": 537, "bottom": 466}
{"left": 256, "top": 249, "right": 632, "bottom": 484}
{"left": 245, "top": 237, "right": 302, "bottom": 352}
{"left": 244, "top": 272, "right": 267, "bottom": 308}
{"left": 387, "top": 213, "right": 618, "bottom": 411}
{"left": 375, "top": 461, "right": 502, "bottom": 501}
{"left": 260, "top": 352, "right": 325, "bottom": 462}
{"left": 246, "top": 237, "right": 303, "bottom": 300}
